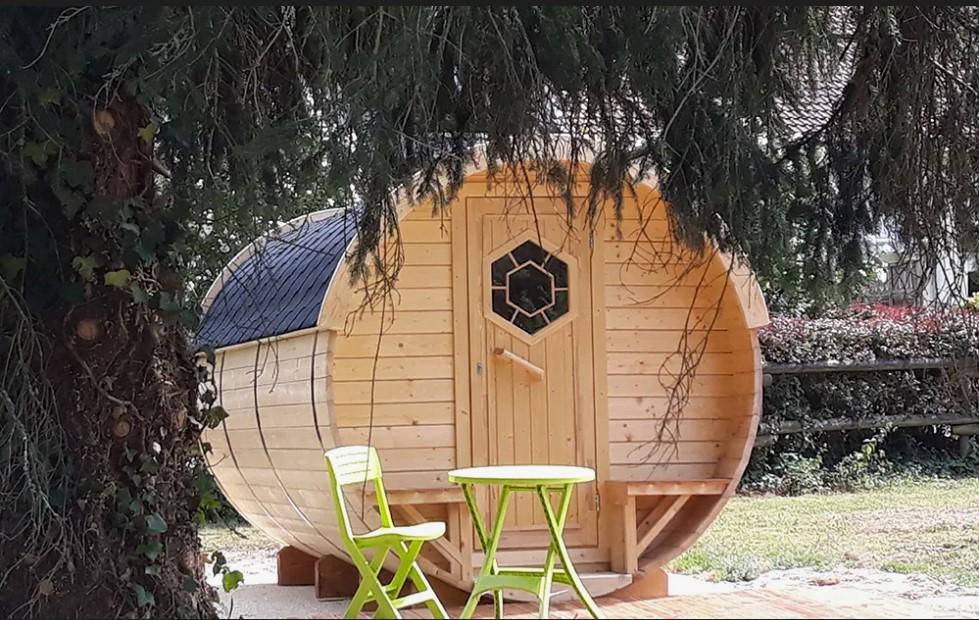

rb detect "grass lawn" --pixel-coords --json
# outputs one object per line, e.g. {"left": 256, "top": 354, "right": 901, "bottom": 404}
{"left": 671, "top": 478, "right": 979, "bottom": 586}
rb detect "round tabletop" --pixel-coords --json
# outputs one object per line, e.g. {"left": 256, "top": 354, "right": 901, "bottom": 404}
{"left": 448, "top": 465, "right": 595, "bottom": 486}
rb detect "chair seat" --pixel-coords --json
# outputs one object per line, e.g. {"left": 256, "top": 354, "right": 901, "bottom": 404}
{"left": 353, "top": 521, "right": 447, "bottom": 547}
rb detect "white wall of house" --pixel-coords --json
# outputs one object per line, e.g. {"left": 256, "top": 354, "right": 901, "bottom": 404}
{"left": 869, "top": 226, "right": 976, "bottom": 307}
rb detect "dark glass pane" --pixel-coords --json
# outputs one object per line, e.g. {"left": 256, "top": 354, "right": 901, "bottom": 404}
{"left": 492, "top": 290, "right": 510, "bottom": 320}
{"left": 513, "top": 312, "right": 548, "bottom": 335}
{"left": 491, "top": 255, "right": 515, "bottom": 286}
{"left": 546, "top": 290, "right": 569, "bottom": 322}
{"left": 507, "top": 263, "right": 553, "bottom": 316}
{"left": 545, "top": 255, "right": 569, "bottom": 288}
{"left": 511, "top": 240, "right": 547, "bottom": 266}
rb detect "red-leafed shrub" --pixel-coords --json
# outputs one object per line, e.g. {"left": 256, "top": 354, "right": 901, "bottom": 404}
{"left": 760, "top": 304, "right": 979, "bottom": 365}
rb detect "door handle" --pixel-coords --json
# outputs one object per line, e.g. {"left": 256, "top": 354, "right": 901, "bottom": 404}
{"left": 492, "top": 347, "right": 544, "bottom": 380}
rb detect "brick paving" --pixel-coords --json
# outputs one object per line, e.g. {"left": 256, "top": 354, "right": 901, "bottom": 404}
{"left": 309, "top": 586, "right": 957, "bottom": 619}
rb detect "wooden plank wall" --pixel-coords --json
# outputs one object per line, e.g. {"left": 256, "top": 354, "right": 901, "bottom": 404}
{"left": 203, "top": 331, "right": 360, "bottom": 559}
{"left": 331, "top": 208, "right": 459, "bottom": 490}
{"left": 602, "top": 189, "right": 758, "bottom": 482}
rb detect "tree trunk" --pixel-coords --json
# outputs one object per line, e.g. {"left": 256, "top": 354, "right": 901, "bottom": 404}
{"left": 0, "top": 101, "right": 216, "bottom": 618}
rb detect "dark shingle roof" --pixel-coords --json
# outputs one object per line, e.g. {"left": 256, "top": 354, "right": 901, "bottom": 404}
{"left": 778, "top": 14, "right": 854, "bottom": 140}
{"left": 780, "top": 75, "right": 847, "bottom": 138}
{"left": 195, "top": 211, "right": 355, "bottom": 350}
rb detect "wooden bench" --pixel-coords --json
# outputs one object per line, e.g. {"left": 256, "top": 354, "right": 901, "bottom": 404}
{"left": 607, "top": 479, "right": 729, "bottom": 574}
{"left": 363, "top": 487, "right": 470, "bottom": 586}
{"left": 365, "top": 487, "right": 465, "bottom": 506}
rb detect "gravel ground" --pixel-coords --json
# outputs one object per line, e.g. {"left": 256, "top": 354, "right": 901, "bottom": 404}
{"left": 203, "top": 540, "right": 347, "bottom": 619}
{"left": 742, "top": 567, "right": 979, "bottom": 617}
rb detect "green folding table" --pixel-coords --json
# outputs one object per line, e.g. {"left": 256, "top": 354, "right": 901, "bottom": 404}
{"left": 448, "top": 465, "right": 605, "bottom": 619}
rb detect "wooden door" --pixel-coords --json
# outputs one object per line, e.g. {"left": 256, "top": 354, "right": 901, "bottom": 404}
{"left": 465, "top": 197, "right": 599, "bottom": 548}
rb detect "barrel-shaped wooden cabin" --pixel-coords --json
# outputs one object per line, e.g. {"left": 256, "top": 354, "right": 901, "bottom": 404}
{"left": 196, "top": 152, "right": 769, "bottom": 597}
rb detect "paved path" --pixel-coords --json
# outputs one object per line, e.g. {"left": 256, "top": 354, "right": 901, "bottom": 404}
{"left": 306, "top": 586, "right": 969, "bottom": 619}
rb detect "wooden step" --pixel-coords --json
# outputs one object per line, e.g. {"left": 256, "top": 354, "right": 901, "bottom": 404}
{"left": 498, "top": 572, "right": 633, "bottom": 603}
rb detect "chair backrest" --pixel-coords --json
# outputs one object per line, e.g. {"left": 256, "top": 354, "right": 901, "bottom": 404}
{"left": 324, "top": 445, "right": 393, "bottom": 543}
{"left": 325, "top": 445, "right": 383, "bottom": 486}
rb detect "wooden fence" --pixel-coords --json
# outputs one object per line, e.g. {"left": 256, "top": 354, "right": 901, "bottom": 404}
{"left": 756, "top": 358, "right": 979, "bottom": 455}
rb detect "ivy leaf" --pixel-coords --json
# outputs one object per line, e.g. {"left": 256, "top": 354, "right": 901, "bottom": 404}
{"left": 54, "top": 185, "right": 84, "bottom": 218}
{"left": 121, "top": 222, "right": 141, "bottom": 236}
{"left": 136, "top": 541, "right": 163, "bottom": 561}
{"left": 23, "top": 141, "right": 50, "bottom": 166}
{"left": 154, "top": 291, "right": 182, "bottom": 314}
{"left": 139, "top": 456, "right": 159, "bottom": 474}
{"left": 130, "top": 584, "right": 155, "bottom": 608}
{"left": 62, "top": 160, "right": 94, "bottom": 190}
{"left": 71, "top": 256, "right": 98, "bottom": 282}
{"left": 180, "top": 576, "right": 198, "bottom": 592}
{"left": 137, "top": 123, "right": 157, "bottom": 143}
{"left": 222, "top": 570, "right": 244, "bottom": 593}
{"left": 138, "top": 220, "right": 167, "bottom": 261}
{"left": 104, "top": 269, "right": 131, "bottom": 288}
{"left": 210, "top": 551, "right": 227, "bottom": 576}
{"left": 0, "top": 254, "right": 27, "bottom": 283}
{"left": 38, "top": 89, "right": 61, "bottom": 106}
{"left": 144, "top": 565, "right": 162, "bottom": 576}
{"left": 202, "top": 406, "right": 229, "bottom": 430}
{"left": 144, "top": 513, "right": 168, "bottom": 535}
{"left": 130, "top": 282, "right": 150, "bottom": 305}
{"left": 87, "top": 196, "right": 119, "bottom": 220}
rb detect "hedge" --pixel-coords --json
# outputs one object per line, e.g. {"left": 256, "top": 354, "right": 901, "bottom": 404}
{"left": 761, "top": 305, "right": 979, "bottom": 365}
{"left": 759, "top": 305, "right": 979, "bottom": 430}
{"left": 747, "top": 305, "right": 979, "bottom": 492}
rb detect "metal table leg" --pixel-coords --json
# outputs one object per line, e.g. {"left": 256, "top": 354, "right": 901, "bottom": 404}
{"left": 460, "top": 483, "right": 509, "bottom": 619}
{"left": 536, "top": 483, "right": 606, "bottom": 619}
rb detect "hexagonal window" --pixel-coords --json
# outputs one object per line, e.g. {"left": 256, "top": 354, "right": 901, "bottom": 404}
{"left": 490, "top": 241, "right": 570, "bottom": 335}
{"left": 508, "top": 263, "right": 553, "bottom": 316}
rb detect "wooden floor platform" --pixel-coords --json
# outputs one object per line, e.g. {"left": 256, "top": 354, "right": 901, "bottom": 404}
{"left": 310, "top": 587, "right": 958, "bottom": 619}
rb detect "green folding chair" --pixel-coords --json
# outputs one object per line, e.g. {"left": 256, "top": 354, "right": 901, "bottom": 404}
{"left": 324, "top": 445, "right": 449, "bottom": 619}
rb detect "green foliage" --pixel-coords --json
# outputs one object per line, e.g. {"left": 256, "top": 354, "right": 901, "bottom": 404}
{"left": 5, "top": 7, "right": 978, "bottom": 308}
{"left": 144, "top": 514, "right": 168, "bottom": 535}
{"left": 747, "top": 453, "right": 827, "bottom": 496}
{"left": 137, "top": 542, "right": 163, "bottom": 561}
{"left": 71, "top": 256, "right": 99, "bottom": 282}
{"left": 744, "top": 431, "right": 909, "bottom": 495}
{"left": 207, "top": 551, "right": 243, "bottom": 594}
{"left": 104, "top": 268, "right": 132, "bottom": 288}
{"left": 130, "top": 584, "right": 156, "bottom": 609}
{"left": 221, "top": 570, "right": 244, "bottom": 594}
{"left": 963, "top": 292, "right": 979, "bottom": 312}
